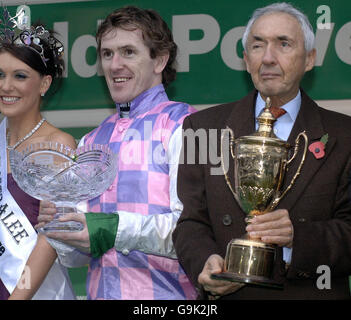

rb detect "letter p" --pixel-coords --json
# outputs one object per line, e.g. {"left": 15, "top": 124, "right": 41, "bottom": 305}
{"left": 173, "top": 14, "right": 220, "bottom": 72}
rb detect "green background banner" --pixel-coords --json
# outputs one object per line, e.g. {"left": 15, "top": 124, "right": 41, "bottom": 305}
{"left": 6, "top": 0, "right": 351, "bottom": 113}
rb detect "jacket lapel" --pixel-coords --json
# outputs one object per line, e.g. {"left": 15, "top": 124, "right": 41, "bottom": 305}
{"left": 278, "top": 90, "right": 336, "bottom": 212}
{"left": 225, "top": 90, "right": 257, "bottom": 138}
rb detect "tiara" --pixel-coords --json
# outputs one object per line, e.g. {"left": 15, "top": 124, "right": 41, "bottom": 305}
{"left": 0, "top": 5, "right": 64, "bottom": 71}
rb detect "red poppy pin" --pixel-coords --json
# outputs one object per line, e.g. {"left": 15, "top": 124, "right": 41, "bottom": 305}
{"left": 308, "top": 134, "right": 328, "bottom": 159}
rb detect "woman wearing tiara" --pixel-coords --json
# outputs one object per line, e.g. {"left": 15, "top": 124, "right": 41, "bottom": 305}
{"left": 0, "top": 7, "right": 76, "bottom": 299}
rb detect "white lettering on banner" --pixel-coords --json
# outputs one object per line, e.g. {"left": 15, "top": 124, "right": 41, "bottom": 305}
{"left": 54, "top": 20, "right": 104, "bottom": 78}
{"left": 172, "top": 14, "right": 220, "bottom": 72}
{"left": 335, "top": 22, "right": 351, "bottom": 65}
{"left": 71, "top": 34, "right": 97, "bottom": 78}
{"left": 220, "top": 26, "right": 246, "bottom": 70}
{"left": 51, "top": 8, "right": 351, "bottom": 78}
{"left": 314, "top": 23, "right": 334, "bottom": 66}
{"left": 171, "top": 11, "right": 351, "bottom": 71}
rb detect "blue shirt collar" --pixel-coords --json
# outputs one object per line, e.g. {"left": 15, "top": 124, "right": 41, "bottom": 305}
{"left": 255, "top": 91, "right": 301, "bottom": 122}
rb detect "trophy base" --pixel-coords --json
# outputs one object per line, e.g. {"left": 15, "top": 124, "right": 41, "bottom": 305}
{"left": 215, "top": 237, "right": 283, "bottom": 289}
{"left": 211, "top": 272, "right": 283, "bottom": 289}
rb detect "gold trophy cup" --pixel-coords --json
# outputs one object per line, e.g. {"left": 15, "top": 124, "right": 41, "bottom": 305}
{"left": 212, "top": 98, "right": 308, "bottom": 288}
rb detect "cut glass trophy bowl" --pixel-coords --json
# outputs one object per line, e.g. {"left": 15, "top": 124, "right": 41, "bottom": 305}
{"left": 10, "top": 142, "right": 117, "bottom": 232}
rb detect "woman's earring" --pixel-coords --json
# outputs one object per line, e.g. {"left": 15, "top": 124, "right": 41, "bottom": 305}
{"left": 41, "top": 93, "right": 45, "bottom": 97}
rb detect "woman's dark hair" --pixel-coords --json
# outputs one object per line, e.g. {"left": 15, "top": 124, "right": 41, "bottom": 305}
{"left": 96, "top": 6, "right": 177, "bottom": 88}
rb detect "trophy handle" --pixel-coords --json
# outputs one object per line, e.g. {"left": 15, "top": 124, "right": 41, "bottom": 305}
{"left": 267, "top": 131, "right": 308, "bottom": 211}
{"left": 221, "top": 127, "right": 240, "bottom": 203}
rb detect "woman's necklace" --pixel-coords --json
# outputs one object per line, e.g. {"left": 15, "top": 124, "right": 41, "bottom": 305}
{"left": 7, "top": 118, "right": 46, "bottom": 150}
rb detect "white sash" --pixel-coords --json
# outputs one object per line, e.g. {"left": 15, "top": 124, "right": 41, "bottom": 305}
{"left": 0, "top": 118, "right": 76, "bottom": 300}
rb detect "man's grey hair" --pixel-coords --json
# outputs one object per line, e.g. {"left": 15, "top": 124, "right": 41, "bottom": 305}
{"left": 242, "top": 2, "right": 315, "bottom": 52}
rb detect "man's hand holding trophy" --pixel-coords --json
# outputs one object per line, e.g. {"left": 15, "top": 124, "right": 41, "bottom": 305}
{"left": 212, "top": 97, "right": 308, "bottom": 289}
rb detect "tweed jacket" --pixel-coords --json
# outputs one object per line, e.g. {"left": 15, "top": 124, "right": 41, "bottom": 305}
{"left": 173, "top": 90, "right": 351, "bottom": 299}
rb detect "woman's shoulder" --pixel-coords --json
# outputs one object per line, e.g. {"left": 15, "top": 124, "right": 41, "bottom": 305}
{"left": 44, "top": 123, "right": 77, "bottom": 149}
